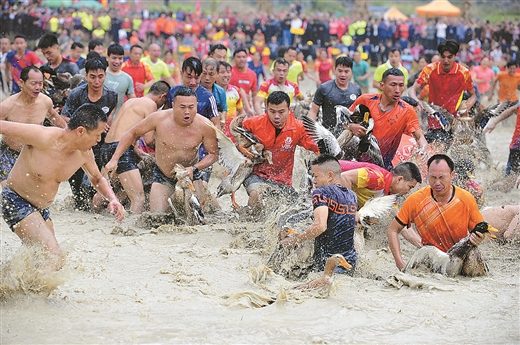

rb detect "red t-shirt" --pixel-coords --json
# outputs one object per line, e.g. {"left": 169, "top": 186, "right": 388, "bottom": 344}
{"left": 242, "top": 112, "right": 319, "bottom": 186}
{"left": 416, "top": 62, "right": 473, "bottom": 124}
{"left": 229, "top": 66, "right": 258, "bottom": 95}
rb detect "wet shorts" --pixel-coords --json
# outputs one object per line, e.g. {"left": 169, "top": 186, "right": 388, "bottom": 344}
{"left": 0, "top": 141, "right": 20, "bottom": 181}
{"left": 1, "top": 186, "right": 50, "bottom": 231}
{"left": 152, "top": 163, "right": 203, "bottom": 189}
{"left": 506, "top": 148, "right": 520, "bottom": 175}
{"left": 101, "top": 142, "right": 139, "bottom": 175}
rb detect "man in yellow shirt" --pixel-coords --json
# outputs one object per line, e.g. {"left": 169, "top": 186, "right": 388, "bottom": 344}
{"left": 140, "top": 43, "right": 175, "bottom": 92}
{"left": 284, "top": 46, "right": 303, "bottom": 85}
{"left": 372, "top": 48, "right": 408, "bottom": 92}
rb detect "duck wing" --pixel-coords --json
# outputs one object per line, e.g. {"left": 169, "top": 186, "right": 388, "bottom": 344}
{"left": 357, "top": 194, "right": 397, "bottom": 226}
{"left": 477, "top": 100, "right": 518, "bottom": 130}
{"left": 207, "top": 121, "right": 252, "bottom": 172}
{"left": 301, "top": 115, "right": 342, "bottom": 158}
{"left": 358, "top": 128, "right": 384, "bottom": 168}
{"left": 422, "top": 101, "right": 454, "bottom": 132}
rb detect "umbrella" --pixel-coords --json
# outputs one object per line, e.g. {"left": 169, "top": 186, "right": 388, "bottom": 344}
{"left": 416, "top": 0, "right": 461, "bottom": 17}
{"left": 384, "top": 7, "right": 409, "bottom": 21}
{"left": 43, "top": 0, "right": 73, "bottom": 7}
{"left": 74, "top": 0, "right": 103, "bottom": 10}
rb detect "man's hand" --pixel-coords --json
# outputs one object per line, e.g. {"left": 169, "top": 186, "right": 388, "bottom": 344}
{"left": 104, "top": 160, "right": 118, "bottom": 179}
{"left": 349, "top": 123, "right": 367, "bottom": 137}
{"left": 280, "top": 236, "right": 298, "bottom": 247}
{"left": 108, "top": 199, "right": 125, "bottom": 222}
{"left": 135, "top": 82, "right": 145, "bottom": 92}
{"left": 483, "top": 120, "right": 496, "bottom": 134}
{"left": 469, "top": 231, "right": 485, "bottom": 246}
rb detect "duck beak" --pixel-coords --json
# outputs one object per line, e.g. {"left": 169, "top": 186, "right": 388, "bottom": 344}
{"left": 339, "top": 257, "right": 353, "bottom": 270}
{"left": 486, "top": 224, "right": 499, "bottom": 239}
{"left": 188, "top": 181, "right": 196, "bottom": 192}
{"left": 285, "top": 227, "right": 298, "bottom": 236}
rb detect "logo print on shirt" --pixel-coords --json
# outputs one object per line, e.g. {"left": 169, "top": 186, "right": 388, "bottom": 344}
{"left": 350, "top": 94, "right": 357, "bottom": 101}
{"left": 102, "top": 106, "right": 110, "bottom": 114}
{"left": 281, "top": 137, "right": 293, "bottom": 150}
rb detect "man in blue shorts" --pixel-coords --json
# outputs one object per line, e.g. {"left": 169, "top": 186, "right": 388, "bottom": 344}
{"left": 0, "top": 104, "right": 124, "bottom": 268}
{"left": 280, "top": 155, "right": 358, "bottom": 274}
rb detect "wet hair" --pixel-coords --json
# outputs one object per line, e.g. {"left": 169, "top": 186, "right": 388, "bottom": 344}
{"left": 392, "top": 162, "right": 422, "bottom": 184}
{"left": 427, "top": 154, "right": 455, "bottom": 172}
{"left": 71, "top": 42, "right": 84, "bottom": 50}
{"left": 130, "top": 44, "right": 143, "bottom": 52}
{"left": 20, "top": 66, "right": 41, "bottom": 82}
{"left": 68, "top": 104, "right": 107, "bottom": 132}
{"left": 86, "top": 51, "right": 101, "bottom": 61}
{"left": 85, "top": 57, "right": 107, "bottom": 73}
{"left": 266, "top": 91, "right": 290, "bottom": 107}
{"left": 388, "top": 47, "right": 401, "bottom": 55}
{"left": 506, "top": 61, "right": 518, "bottom": 68}
{"left": 273, "top": 57, "right": 289, "bottom": 69}
{"left": 382, "top": 68, "right": 404, "bottom": 82}
{"left": 311, "top": 155, "right": 341, "bottom": 176}
{"left": 438, "top": 39, "right": 460, "bottom": 56}
{"left": 149, "top": 80, "right": 171, "bottom": 94}
{"left": 37, "top": 33, "right": 59, "bottom": 49}
{"left": 107, "top": 43, "right": 124, "bottom": 56}
{"left": 233, "top": 48, "right": 248, "bottom": 57}
{"left": 202, "top": 57, "right": 218, "bottom": 69}
{"left": 335, "top": 56, "right": 353, "bottom": 69}
{"left": 181, "top": 56, "right": 203, "bottom": 76}
{"left": 209, "top": 43, "right": 227, "bottom": 56}
{"left": 88, "top": 39, "right": 104, "bottom": 52}
{"left": 217, "top": 61, "right": 232, "bottom": 71}
{"left": 14, "top": 35, "right": 26, "bottom": 41}
{"left": 173, "top": 86, "right": 197, "bottom": 101}
{"left": 286, "top": 46, "right": 297, "bottom": 54}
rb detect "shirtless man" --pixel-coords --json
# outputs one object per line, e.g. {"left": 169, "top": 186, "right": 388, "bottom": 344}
{"left": 0, "top": 104, "right": 124, "bottom": 268}
{"left": 104, "top": 86, "right": 218, "bottom": 213}
{"left": 95, "top": 81, "right": 170, "bottom": 213}
{"left": 0, "top": 66, "right": 67, "bottom": 187}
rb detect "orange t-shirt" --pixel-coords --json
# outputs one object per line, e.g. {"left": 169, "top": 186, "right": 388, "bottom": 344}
{"left": 349, "top": 94, "right": 422, "bottom": 168}
{"left": 396, "top": 186, "right": 483, "bottom": 252}
{"left": 495, "top": 71, "right": 520, "bottom": 102}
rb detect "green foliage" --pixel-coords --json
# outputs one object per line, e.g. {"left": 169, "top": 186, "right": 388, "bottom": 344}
{"left": 309, "top": 0, "right": 347, "bottom": 15}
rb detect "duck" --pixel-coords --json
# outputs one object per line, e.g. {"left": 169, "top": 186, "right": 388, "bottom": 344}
{"left": 476, "top": 100, "right": 518, "bottom": 132}
{"left": 168, "top": 164, "right": 204, "bottom": 225}
{"left": 354, "top": 194, "right": 397, "bottom": 253}
{"left": 292, "top": 254, "right": 352, "bottom": 291}
{"left": 206, "top": 121, "right": 255, "bottom": 209}
{"left": 229, "top": 114, "right": 273, "bottom": 165}
{"left": 335, "top": 104, "right": 384, "bottom": 167}
{"left": 405, "top": 222, "right": 498, "bottom": 277}
{"left": 301, "top": 114, "right": 342, "bottom": 158}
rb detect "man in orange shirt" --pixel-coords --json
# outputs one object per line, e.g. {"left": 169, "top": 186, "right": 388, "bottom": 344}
{"left": 349, "top": 68, "right": 428, "bottom": 170}
{"left": 488, "top": 61, "right": 520, "bottom": 104}
{"left": 242, "top": 91, "right": 319, "bottom": 210}
{"left": 387, "top": 154, "right": 486, "bottom": 271}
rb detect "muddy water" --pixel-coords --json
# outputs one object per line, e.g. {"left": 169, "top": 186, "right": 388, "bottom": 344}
{"left": 1, "top": 85, "right": 519, "bottom": 344}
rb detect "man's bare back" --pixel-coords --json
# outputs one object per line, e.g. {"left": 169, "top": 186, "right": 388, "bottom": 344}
{"left": 105, "top": 97, "right": 158, "bottom": 143}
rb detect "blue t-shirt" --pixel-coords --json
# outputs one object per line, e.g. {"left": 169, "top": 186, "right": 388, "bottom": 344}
{"left": 167, "top": 84, "right": 219, "bottom": 120}
{"left": 312, "top": 184, "right": 358, "bottom": 272}
{"left": 247, "top": 60, "right": 266, "bottom": 87}
{"left": 211, "top": 83, "right": 228, "bottom": 113}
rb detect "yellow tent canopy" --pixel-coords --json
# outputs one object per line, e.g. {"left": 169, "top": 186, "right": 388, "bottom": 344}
{"left": 416, "top": 0, "right": 461, "bottom": 17}
{"left": 384, "top": 7, "right": 409, "bottom": 21}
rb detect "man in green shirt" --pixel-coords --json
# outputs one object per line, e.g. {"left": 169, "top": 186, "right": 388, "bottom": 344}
{"left": 352, "top": 51, "right": 371, "bottom": 94}
{"left": 372, "top": 48, "right": 408, "bottom": 93}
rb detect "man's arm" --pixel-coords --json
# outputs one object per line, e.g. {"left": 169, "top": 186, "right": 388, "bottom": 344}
{"left": 487, "top": 75, "right": 498, "bottom": 102}
{"left": 387, "top": 218, "right": 407, "bottom": 271}
{"left": 46, "top": 106, "right": 67, "bottom": 128}
{"left": 239, "top": 88, "right": 254, "bottom": 115}
{"left": 483, "top": 103, "right": 518, "bottom": 133}
{"left": 162, "top": 76, "right": 176, "bottom": 87}
{"left": 409, "top": 82, "right": 424, "bottom": 113}
{"left": 190, "top": 118, "right": 219, "bottom": 177}
{"left": 253, "top": 95, "right": 265, "bottom": 115}
{"left": 82, "top": 150, "right": 124, "bottom": 222}
{"left": 105, "top": 113, "right": 159, "bottom": 175}
{"left": 307, "top": 102, "right": 321, "bottom": 121}
{"left": 461, "top": 88, "right": 477, "bottom": 116}
{"left": 280, "top": 206, "right": 328, "bottom": 246}
{"left": 0, "top": 121, "right": 54, "bottom": 147}
{"left": 340, "top": 169, "right": 358, "bottom": 189}
{"left": 412, "top": 129, "right": 428, "bottom": 152}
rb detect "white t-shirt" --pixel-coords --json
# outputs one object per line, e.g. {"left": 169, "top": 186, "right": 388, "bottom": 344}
{"left": 436, "top": 22, "right": 447, "bottom": 39}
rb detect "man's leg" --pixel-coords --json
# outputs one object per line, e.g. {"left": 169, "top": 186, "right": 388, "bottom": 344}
{"left": 149, "top": 182, "right": 175, "bottom": 213}
{"left": 118, "top": 169, "right": 146, "bottom": 214}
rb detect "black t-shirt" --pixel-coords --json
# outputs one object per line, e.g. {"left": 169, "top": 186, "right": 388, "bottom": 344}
{"left": 313, "top": 80, "right": 362, "bottom": 131}
{"left": 45, "top": 58, "right": 80, "bottom": 76}
{"left": 61, "top": 83, "right": 117, "bottom": 118}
